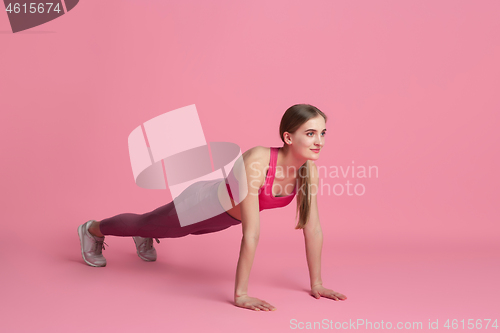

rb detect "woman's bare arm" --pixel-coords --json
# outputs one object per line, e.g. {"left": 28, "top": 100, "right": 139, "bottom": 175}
{"left": 233, "top": 147, "right": 276, "bottom": 311}
{"left": 303, "top": 161, "right": 347, "bottom": 301}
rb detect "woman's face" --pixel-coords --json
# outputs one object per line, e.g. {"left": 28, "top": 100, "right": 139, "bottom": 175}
{"left": 288, "top": 115, "right": 326, "bottom": 161}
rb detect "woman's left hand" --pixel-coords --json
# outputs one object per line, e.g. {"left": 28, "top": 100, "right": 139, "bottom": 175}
{"left": 311, "top": 284, "right": 347, "bottom": 301}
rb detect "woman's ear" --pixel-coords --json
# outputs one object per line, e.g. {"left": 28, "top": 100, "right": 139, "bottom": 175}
{"left": 283, "top": 132, "right": 292, "bottom": 144}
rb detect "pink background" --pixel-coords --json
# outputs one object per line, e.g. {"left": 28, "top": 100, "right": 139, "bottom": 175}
{"left": 1, "top": 0, "right": 499, "bottom": 332}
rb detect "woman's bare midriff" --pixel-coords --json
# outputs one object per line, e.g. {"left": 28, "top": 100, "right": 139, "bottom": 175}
{"left": 217, "top": 180, "right": 242, "bottom": 221}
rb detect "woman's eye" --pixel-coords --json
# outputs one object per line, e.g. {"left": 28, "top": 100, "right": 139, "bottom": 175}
{"left": 322, "top": 132, "right": 326, "bottom": 136}
{"left": 307, "top": 132, "right": 313, "bottom": 136}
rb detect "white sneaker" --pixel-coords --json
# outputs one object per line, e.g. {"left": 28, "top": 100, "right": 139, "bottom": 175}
{"left": 77, "top": 220, "right": 108, "bottom": 267}
{"left": 133, "top": 237, "right": 160, "bottom": 262}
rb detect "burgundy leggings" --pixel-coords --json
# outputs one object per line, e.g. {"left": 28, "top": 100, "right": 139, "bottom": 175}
{"left": 99, "top": 179, "right": 241, "bottom": 238}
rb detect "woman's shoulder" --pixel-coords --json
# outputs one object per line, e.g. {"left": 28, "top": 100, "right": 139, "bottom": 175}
{"left": 242, "top": 146, "right": 270, "bottom": 162}
{"left": 241, "top": 146, "right": 271, "bottom": 176}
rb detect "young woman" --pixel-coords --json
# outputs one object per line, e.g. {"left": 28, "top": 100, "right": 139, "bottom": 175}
{"left": 77, "top": 104, "right": 347, "bottom": 311}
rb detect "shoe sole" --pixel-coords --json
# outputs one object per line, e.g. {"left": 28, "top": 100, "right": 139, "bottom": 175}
{"left": 78, "top": 222, "right": 106, "bottom": 267}
{"left": 133, "top": 237, "right": 157, "bottom": 262}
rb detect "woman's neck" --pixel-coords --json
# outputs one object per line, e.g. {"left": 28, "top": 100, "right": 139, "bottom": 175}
{"left": 276, "top": 145, "right": 308, "bottom": 179}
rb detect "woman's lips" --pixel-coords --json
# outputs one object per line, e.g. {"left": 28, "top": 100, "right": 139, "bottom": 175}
{"left": 311, "top": 149, "right": 320, "bottom": 153}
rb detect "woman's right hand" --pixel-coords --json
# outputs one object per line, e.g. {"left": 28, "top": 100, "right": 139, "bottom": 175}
{"left": 234, "top": 295, "right": 276, "bottom": 311}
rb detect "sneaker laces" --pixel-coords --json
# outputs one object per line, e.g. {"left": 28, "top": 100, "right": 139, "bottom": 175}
{"left": 92, "top": 236, "right": 109, "bottom": 254}
{"left": 144, "top": 238, "right": 160, "bottom": 250}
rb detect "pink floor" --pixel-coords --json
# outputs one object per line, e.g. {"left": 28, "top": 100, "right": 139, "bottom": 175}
{"left": 2, "top": 222, "right": 498, "bottom": 332}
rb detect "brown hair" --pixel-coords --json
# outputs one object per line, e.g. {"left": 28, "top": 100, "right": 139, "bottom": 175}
{"left": 279, "top": 104, "right": 328, "bottom": 229}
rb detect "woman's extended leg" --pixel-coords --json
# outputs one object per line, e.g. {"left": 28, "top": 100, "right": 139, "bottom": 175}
{"left": 87, "top": 219, "right": 160, "bottom": 262}
{"left": 77, "top": 179, "right": 241, "bottom": 267}
{"left": 77, "top": 201, "right": 179, "bottom": 268}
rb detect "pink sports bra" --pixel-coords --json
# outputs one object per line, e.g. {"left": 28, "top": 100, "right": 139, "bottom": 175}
{"left": 226, "top": 147, "right": 297, "bottom": 211}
